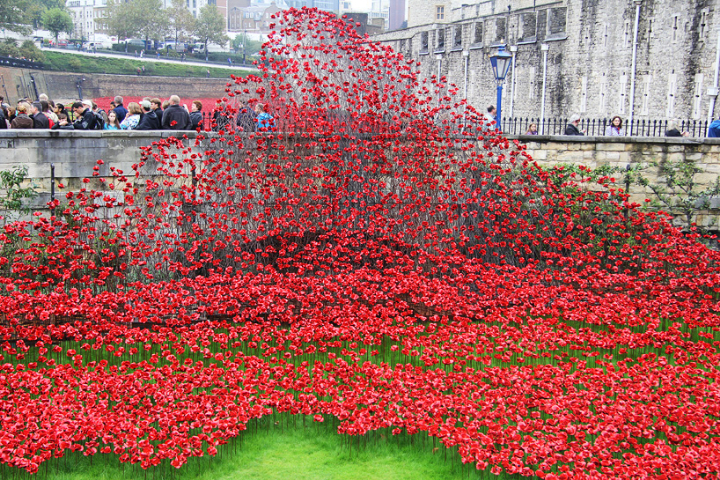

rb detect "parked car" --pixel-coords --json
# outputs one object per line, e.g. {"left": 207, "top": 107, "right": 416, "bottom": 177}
{"left": 50, "top": 40, "right": 68, "bottom": 47}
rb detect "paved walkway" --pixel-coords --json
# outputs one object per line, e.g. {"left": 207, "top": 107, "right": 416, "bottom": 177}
{"left": 42, "top": 47, "right": 258, "bottom": 71}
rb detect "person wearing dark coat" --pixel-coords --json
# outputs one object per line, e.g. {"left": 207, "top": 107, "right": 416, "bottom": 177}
{"left": 30, "top": 102, "right": 49, "bottom": 129}
{"left": 112, "top": 95, "right": 128, "bottom": 123}
{"left": 236, "top": 101, "right": 255, "bottom": 132}
{"left": 161, "top": 95, "right": 191, "bottom": 130}
{"left": 135, "top": 101, "right": 162, "bottom": 130}
{"left": 51, "top": 112, "right": 75, "bottom": 130}
{"left": 71, "top": 102, "right": 97, "bottom": 130}
{"left": 564, "top": 114, "right": 585, "bottom": 135}
{"left": 150, "top": 98, "right": 163, "bottom": 123}
{"left": 188, "top": 100, "right": 203, "bottom": 130}
{"left": 10, "top": 102, "right": 34, "bottom": 128}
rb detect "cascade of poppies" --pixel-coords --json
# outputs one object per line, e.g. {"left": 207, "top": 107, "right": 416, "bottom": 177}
{"left": 0, "top": 7, "right": 719, "bottom": 479}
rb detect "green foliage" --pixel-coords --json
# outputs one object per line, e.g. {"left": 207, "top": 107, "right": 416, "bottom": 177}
{"left": 102, "top": 0, "right": 139, "bottom": 41}
{"left": 0, "top": 39, "right": 21, "bottom": 58}
{"left": 167, "top": 0, "right": 195, "bottom": 45}
{"left": 0, "top": 0, "right": 33, "bottom": 34}
{"left": 19, "top": 40, "right": 45, "bottom": 62}
{"left": 41, "top": 7, "right": 74, "bottom": 43}
{"left": 0, "top": 166, "right": 37, "bottom": 220}
{"left": 232, "top": 32, "right": 263, "bottom": 56}
{"left": 624, "top": 158, "right": 720, "bottom": 229}
{"left": 133, "top": 0, "right": 170, "bottom": 45}
{"left": 42, "top": 50, "right": 250, "bottom": 78}
{"left": 194, "top": 4, "right": 229, "bottom": 55}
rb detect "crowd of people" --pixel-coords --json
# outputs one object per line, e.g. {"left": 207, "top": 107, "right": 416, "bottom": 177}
{"left": 0, "top": 94, "right": 275, "bottom": 133}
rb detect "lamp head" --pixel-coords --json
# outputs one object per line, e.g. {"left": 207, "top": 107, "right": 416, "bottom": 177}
{"left": 489, "top": 46, "right": 512, "bottom": 83}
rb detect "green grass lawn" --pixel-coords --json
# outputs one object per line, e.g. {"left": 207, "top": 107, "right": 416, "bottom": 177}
{"left": 41, "top": 51, "right": 250, "bottom": 79}
{"left": 22, "top": 414, "right": 507, "bottom": 480}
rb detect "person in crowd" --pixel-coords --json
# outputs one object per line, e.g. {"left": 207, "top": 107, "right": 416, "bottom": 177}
{"left": 104, "top": 111, "right": 121, "bottom": 130}
{"left": 0, "top": 101, "right": 7, "bottom": 129}
{"left": 564, "top": 114, "right": 585, "bottom": 135}
{"left": 92, "top": 101, "right": 108, "bottom": 124}
{"left": 120, "top": 102, "right": 142, "bottom": 130}
{"left": 113, "top": 96, "right": 128, "bottom": 123}
{"left": 54, "top": 103, "right": 66, "bottom": 118}
{"left": 665, "top": 120, "right": 690, "bottom": 137}
{"left": 162, "top": 95, "right": 190, "bottom": 130}
{"left": 7, "top": 106, "right": 16, "bottom": 125}
{"left": 51, "top": 112, "right": 74, "bottom": 130}
{"left": 254, "top": 103, "right": 274, "bottom": 131}
{"left": 71, "top": 101, "right": 97, "bottom": 130}
{"left": 150, "top": 98, "right": 163, "bottom": 122}
{"left": 605, "top": 116, "right": 625, "bottom": 136}
{"left": 236, "top": 99, "right": 255, "bottom": 132}
{"left": 708, "top": 117, "right": 720, "bottom": 137}
{"left": 188, "top": 100, "right": 203, "bottom": 130}
{"left": 524, "top": 123, "right": 538, "bottom": 135}
{"left": 487, "top": 105, "right": 496, "bottom": 120}
{"left": 41, "top": 100, "right": 58, "bottom": 126}
{"left": 212, "top": 99, "right": 231, "bottom": 132}
{"left": 30, "top": 102, "right": 49, "bottom": 129}
{"left": 135, "top": 100, "right": 161, "bottom": 130}
{"left": 39, "top": 93, "right": 49, "bottom": 103}
{"left": 11, "top": 102, "right": 34, "bottom": 128}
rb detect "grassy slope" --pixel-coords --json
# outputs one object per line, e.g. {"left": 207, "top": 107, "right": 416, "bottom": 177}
{"left": 42, "top": 51, "right": 250, "bottom": 79}
{"left": 28, "top": 415, "right": 496, "bottom": 480}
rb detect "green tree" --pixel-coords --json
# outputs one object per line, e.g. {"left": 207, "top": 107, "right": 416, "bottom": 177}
{"left": 101, "top": 0, "right": 139, "bottom": 51}
{"left": 232, "top": 32, "right": 263, "bottom": 58}
{"left": 193, "top": 4, "right": 229, "bottom": 60}
{"left": 0, "top": 0, "right": 33, "bottom": 34}
{"left": 19, "top": 39, "right": 45, "bottom": 62}
{"left": 132, "top": 0, "right": 169, "bottom": 49}
{"left": 167, "top": 0, "right": 195, "bottom": 48}
{"left": 41, "top": 7, "right": 74, "bottom": 44}
{"left": 28, "top": 0, "right": 66, "bottom": 31}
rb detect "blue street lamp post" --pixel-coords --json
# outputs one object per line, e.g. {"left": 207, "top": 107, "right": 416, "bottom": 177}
{"left": 489, "top": 46, "right": 513, "bottom": 131}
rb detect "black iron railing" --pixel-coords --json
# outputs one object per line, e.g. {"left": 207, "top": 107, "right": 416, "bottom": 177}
{"left": 0, "top": 56, "right": 44, "bottom": 69}
{"left": 499, "top": 117, "right": 710, "bottom": 138}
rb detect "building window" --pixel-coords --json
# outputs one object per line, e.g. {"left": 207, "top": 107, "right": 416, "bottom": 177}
{"left": 700, "top": 11, "right": 708, "bottom": 40}
{"left": 641, "top": 75, "right": 652, "bottom": 115}
{"left": 436, "top": 28, "right": 445, "bottom": 50}
{"left": 421, "top": 31, "right": 429, "bottom": 52}
{"left": 473, "top": 22, "right": 483, "bottom": 44}
{"left": 672, "top": 16, "right": 679, "bottom": 43}
{"left": 623, "top": 20, "right": 631, "bottom": 48}
{"left": 495, "top": 17, "right": 506, "bottom": 43}
{"left": 453, "top": 25, "right": 462, "bottom": 47}
{"left": 647, "top": 18, "right": 654, "bottom": 38}
{"left": 603, "top": 23, "right": 609, "bottom": 48}
{"left": 436, "top": 5, "right": 444, "bottom": 21}
{"left": 580, "top": 76, "right": 587, "bottom": 113}
{"left": 666, "top": 72, "right": 677, "bottom": 118}
{"left": 619, "top": 73, "right": 627, "bottom": 115}
{"left": 519, "top": 12, "right": 537, "bottom": 42}
{"left": 693, "top": 73, "right": 704, "bottom": 119}
{"left": 547, "top": 7, "right": 566, "bottom": 37}
{"left": 528, "top": 66, "right": 536, "bottom": 101}
{"left": 599, "top": 74, "right": 607, "bottom": 113}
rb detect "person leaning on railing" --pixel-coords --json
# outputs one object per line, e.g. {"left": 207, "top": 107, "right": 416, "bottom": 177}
{"left": 564, "top": 114, "right": 585, "bottom": 135}
{"left": 605, "top": 116, "right": 625, "bottom": 136}
{"left": 709, "top": 117, "right": 720, "bottom": 137}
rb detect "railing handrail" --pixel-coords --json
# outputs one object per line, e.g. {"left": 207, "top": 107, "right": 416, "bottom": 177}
{"left": 498, "top": 116, "right": 710, "bottom": 138}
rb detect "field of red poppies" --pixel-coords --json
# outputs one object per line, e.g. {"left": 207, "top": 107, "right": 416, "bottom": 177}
{"left": 1, "top": 7, "right": 719, "bottom": 480}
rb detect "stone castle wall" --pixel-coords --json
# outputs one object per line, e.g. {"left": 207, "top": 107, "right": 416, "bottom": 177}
{"left": 0, "top": 131, "right": 718, "bottom": 228}
{"left": 377, "top": 0, "right": 720, "bottom": 126}
{"left": 0, "top": 66, "right": 231, "bottom": 103}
